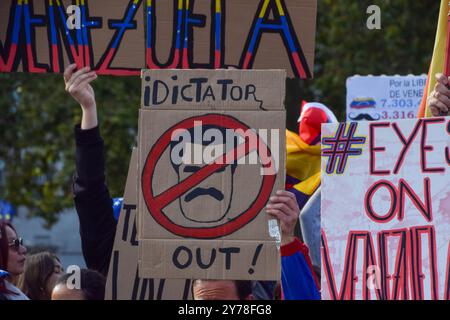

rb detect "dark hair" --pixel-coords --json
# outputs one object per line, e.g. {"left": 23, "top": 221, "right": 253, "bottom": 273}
{"left": 192, "top": 279, "right": 253, "bottom": 300}
{"left": 0, "top": 221, "right": 17, "bottom": 295}
{"left": 17, "top": 252, "right": 60, "bottom": 300}
{"left": 0, "top": 220, "right": 16, "bottom": 271}
{"left": 235, "top": 280, "right": 253, "bottom": 300}
{"left": 273, "top": 281, "right": 282, "bottom": 300}
{"left": 55, "top": 268, "right": 106, "bottom": 300}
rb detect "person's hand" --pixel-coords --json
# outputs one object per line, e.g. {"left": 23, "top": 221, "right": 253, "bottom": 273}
{"left": 428, "top": 73, "right": 450, "bottom": 117}
{"left": 64, "top": 64, "right": 97, "bottom": 110}
{"left": 64, "top": 64, "right": 98, "bottom": 129}
{"left": 266, "top": 190, "right": 299, "bottom": 246}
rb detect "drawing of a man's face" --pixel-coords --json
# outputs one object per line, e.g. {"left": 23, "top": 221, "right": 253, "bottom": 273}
{"left": 170, "top": 125, "right": 237, "bottom": 223}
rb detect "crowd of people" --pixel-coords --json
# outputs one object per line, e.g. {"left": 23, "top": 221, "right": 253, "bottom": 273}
{"left": 1, "top": 66, "right": 448, "bottom": 301}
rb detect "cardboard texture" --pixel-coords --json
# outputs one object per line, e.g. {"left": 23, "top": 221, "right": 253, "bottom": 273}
{"left": 141, "top": 69, "right": 286, "bottom": 110}
{"left": 138, "top": 69, "right": 285, "bottom": 280}
{"left": 0, "top": 0, "right": 145, "bottom": 75}
{"left": 105, "top": 149, "right": 192, "bottom": 300}
{"left": 0, "top": 0, "right": 316, "bottom": 78}
{"left": 321, "top": 117, "right": 450, "bottom": 300}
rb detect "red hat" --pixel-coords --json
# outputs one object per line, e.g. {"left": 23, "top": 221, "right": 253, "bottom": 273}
{"left": 298, "top": 101, "right": 338, "bottom": 145}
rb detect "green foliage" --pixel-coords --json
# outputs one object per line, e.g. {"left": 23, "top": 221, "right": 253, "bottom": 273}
{"left": 0, "top": 1, "right": 442, "bottom": 225}
{"left": 286, "top": 0, "right": 440, "bottom": 129}
{"left": 0, "top": 73, "right": 140, "bottom": 227}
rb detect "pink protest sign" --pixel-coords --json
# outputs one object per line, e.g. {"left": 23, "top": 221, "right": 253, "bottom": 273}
{"left": 321, "top": 117, "right": 450, "bottom": 300}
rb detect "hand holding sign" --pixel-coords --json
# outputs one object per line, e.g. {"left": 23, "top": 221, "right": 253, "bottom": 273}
{"left": 428, "top": 73, "right": 450, "bottom": 117}
{"left": 266, "top": 190, "right": 299, "bottom": 246}
{"left": 64, "top": 64, "right": 98, "bottom": 130}
{"left": 138, "top": 69, "right": 284, "bottom": 280}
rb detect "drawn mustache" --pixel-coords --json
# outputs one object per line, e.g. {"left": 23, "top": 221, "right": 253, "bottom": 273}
{"left": 348, "top": 113, "right": 380, "bottom": 121}
{"left": 184, "top": 187, "right": 224, "bottom": 202}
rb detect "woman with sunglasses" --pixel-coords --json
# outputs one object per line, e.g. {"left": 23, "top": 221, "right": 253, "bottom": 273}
{"left": 0, "top": 220, "right": 29, "bottom": 300}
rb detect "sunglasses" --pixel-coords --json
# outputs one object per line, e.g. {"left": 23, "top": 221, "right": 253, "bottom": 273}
{"left": 8, "top": 238, "right": 24, "bottom": 251}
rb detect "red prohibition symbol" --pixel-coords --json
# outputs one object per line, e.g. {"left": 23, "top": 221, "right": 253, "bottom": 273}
{"left": 141, "top": 114, "right": 277, "bottom": 239}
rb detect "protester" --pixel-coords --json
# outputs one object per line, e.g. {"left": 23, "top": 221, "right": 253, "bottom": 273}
{"left": 192, "top": 280, "right": 253, "bottom": 300}
{"left": 267, "top": 190, "right": 320, "bottom": 300}
{"left": 17, "top": 252, "right": 63, "bottom": 300}
{"left": 192, "top": 189, "right": 322, "bottom": 301}
{"left": 285, "top": 101, "right": 337, "bottom": 211}
{"left": 0, "top": 220, "right": 29, "bottom": 300}
{"left": 286, "top": 102, "right": 337, "bottom": 274}
{"left": 185, "top": 191, "right": 322, "bottom": 302}
{"left": 51, "top": 268, "right": 106, "bottom": 300}
{"left": 427, "top": 73, "right": 450, "bottom": 116}
{"left": 64, "top": 64, "right": 320, "bottom": 300}
{"left": 64, "top": 64, "right": 115, "bottom": 277}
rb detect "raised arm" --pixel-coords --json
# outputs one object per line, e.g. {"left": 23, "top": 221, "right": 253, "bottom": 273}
{"left": 64, "top": 64, "right": 116, "bottom": 276}
{"left": 64, "top": 64, "right": 98, "bottom": 129}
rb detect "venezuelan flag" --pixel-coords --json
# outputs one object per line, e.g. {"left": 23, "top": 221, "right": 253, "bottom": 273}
{"left": 418, "top": 0, "right": 450, "bottom": 118}
{"left": 286, "top": 102, "right": 337, "bottom": 210}
{"left": 285, "top": 130, "right": 321, "bottom": 209}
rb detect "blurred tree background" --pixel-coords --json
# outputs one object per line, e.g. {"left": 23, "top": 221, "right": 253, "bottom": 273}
{"left": 0, "top": 0, "right": 441, "bottom": 226}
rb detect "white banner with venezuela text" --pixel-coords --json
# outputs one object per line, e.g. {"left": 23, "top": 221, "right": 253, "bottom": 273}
{"left": 321, "top": 117, "right": 450, "bottom": 300}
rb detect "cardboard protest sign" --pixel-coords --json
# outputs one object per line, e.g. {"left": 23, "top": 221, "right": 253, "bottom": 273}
{"left": 346, "top": 75, "right": 427, "bottom": 122}
{"left": 105, "top": 149, "right": 192, "bottom": 300}
{"left": 321, "top": 117, "right": 450, "bottom": 300}
{"left": 138, "top": 69, "right": 285, "bottom": 280}
{"left": 0, "top": 0, "right": 146, "bottom": 75}
{"left": 0, "top": 0, "right": 316, "bottom": 78}
{"left": 141, "top": 68, "right": 286, "bottom": 110}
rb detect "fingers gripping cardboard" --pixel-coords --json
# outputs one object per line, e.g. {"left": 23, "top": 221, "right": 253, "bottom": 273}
{"left": 138, "top": 69, "right": 286, "bottom": 280}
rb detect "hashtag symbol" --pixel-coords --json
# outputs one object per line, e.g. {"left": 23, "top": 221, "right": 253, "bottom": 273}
{"left": 322, "top": 123, "right": 366, "bottom": 174}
